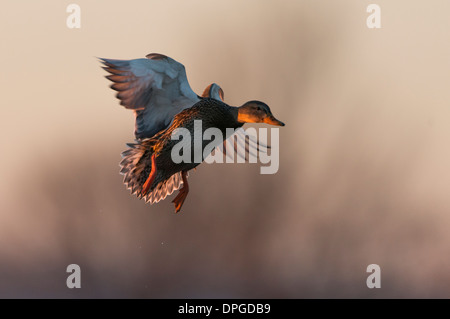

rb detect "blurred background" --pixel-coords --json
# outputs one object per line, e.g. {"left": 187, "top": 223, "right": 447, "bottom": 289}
{"left": 1, "top": 0, "right": 450, "bottom": 298}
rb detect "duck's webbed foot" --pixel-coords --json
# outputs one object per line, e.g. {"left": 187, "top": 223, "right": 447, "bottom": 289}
{"left": 141, "top": 153, "right": 157, "bottom": 197}
{"left": 172, "top": 171, "right": 189, "bottom": 213}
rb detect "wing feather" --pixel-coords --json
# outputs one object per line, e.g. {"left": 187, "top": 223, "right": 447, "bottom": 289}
{"left": 100, "top": 54, "right": 200, "bottom": 138}
{"left": 215, "top": 128, "right": 270, "bottom": 163}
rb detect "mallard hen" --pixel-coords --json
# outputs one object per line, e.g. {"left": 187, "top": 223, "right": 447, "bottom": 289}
{"left": 100, "top": 53, "right": 284, "bottom": 212}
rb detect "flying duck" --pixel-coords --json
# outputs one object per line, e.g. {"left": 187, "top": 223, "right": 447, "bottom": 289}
{"left": 100, "top": 53, "right": 284, "bottom": 212}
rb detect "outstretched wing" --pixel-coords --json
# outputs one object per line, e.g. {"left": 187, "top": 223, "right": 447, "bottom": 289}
{"left": 201, "top": 83, "right": 224, "bottom": 101}
{"left": 100, "top": 53, "right": 200, "bottom": 139}
{"left": 205, "top": 127, "right": 270, "bottom": 163}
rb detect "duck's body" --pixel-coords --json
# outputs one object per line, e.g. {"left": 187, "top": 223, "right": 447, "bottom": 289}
{"left": 101, "top": 53, "right": 284, "bottom": 212}
{"left": 121, "top": 98, "right": 244, "bottom": 205}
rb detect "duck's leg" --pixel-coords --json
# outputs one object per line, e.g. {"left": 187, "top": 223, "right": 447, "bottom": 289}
{"left": 172, "top": 171, "right": 189, "bottom": 213}
{"left": 141, "top": 154, "right": 157, "bottom": 196}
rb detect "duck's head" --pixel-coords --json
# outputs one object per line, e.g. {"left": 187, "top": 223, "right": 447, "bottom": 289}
{"left": 237, "top": 101, "right": 285, "bottom": 126}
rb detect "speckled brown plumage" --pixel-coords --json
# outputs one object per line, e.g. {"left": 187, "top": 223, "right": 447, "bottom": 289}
{"left": 120, "top": 98, "right": 244, "bottom": 203}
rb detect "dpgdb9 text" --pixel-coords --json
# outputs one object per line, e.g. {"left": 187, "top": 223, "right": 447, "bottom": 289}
{"left": 223, "top": 304, "right": 270, "bottom": 314}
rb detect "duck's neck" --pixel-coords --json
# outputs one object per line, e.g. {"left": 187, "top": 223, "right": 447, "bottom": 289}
{"left": 228, "top": 106, "right": 245, "bottom": 128}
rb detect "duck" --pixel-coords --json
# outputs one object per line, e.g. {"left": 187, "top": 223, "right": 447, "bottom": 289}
{"left": 100, "top": 53, "right": 285, "bottom": 212}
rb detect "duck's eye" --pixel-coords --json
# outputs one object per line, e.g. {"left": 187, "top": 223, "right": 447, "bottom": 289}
{"left": 256, "top": 106, "right": 262, "bottom": 111}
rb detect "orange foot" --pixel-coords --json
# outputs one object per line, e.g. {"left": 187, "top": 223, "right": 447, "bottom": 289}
{"left": 172, "top": 171, "right": 189, "bottom": 213}
{"left": 141, "top": 154, "right": 157, "bottom": 197}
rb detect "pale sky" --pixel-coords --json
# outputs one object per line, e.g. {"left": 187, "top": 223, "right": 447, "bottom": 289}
{"left": 2, "top": 0, "right": 450, "bottom": 297}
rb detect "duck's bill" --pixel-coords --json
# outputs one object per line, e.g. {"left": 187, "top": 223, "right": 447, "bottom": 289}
{"left": 264, "top": 115, "right": 285, "bottom": 126}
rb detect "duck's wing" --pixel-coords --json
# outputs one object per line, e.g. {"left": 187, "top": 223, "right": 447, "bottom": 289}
{"left": 201, "top": 83, "right": 225, "bottom": 101}
{"left": 100, "top": 53, "right": 200, "bottom": 139}
{"left": 209, "top": 128, "right": 270, "bottom": 163}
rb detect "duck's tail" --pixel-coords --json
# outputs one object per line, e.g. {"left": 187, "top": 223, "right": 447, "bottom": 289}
{"left": 119, "top": 140, "right": 185, "bottom": 204}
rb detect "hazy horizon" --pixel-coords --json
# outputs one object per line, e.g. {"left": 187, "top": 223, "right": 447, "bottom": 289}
{"left": 1, "top": 0, "right": 450, "bottom": 298}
